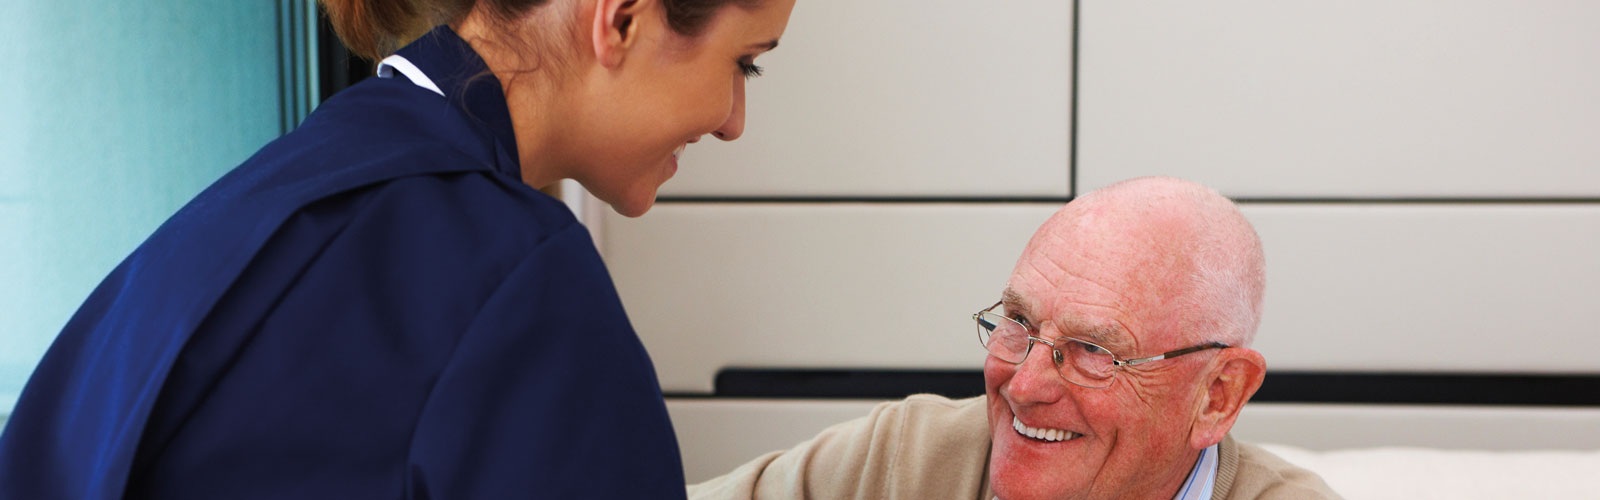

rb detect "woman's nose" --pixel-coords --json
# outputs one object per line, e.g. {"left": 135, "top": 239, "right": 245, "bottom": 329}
{"left": 712, "top": 78, "right": 746, "bottom": 141}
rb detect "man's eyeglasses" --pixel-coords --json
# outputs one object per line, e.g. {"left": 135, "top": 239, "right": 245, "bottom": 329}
{"left": 972, "top": 301, "right": 1229, "bottom": 389}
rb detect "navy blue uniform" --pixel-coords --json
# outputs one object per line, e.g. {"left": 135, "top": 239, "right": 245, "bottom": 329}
{"left": 0, "top": 27, "right": 686, "bottom": 499}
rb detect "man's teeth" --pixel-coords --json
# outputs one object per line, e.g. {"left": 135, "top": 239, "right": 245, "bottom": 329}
{"left": 1013, "top": 416, "right": 1077, "bottom": 442}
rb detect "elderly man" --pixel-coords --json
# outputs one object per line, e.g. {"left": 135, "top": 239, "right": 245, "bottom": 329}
{"left": 689, "top": 178, "right": 1340, "bottom": 500}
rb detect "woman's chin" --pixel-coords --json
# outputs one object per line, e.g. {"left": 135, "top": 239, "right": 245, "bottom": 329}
{"left": 608, "top": 192, "right": 658, "bottom": 218}
{"left": 611, "top": 204, "right": 649, "bottom": 218}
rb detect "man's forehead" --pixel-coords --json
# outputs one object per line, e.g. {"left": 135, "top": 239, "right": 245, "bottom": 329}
{"left": 999, "top": 287, "right": 1133, "bottom": 351}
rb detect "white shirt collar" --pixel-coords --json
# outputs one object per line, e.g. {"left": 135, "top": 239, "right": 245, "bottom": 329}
{"left": 1173, "top": 443, "right": 1221, "bottom": 500}
{"left": 375, "top": 54, "right": 445, "bottom": 97}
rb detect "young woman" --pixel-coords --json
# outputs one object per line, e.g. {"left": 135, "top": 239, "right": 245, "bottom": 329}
{"left": 0, "top": 0, "right": 795, "bottom": 498}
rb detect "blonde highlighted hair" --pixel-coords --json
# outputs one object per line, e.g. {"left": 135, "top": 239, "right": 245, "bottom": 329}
{"left": 318, "top": 0, "right": 764, "bottom": 61}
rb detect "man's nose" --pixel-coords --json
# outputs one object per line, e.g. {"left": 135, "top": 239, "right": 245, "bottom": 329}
{"left": 1005, "top": 342, "right": 1067, "bottom": 404}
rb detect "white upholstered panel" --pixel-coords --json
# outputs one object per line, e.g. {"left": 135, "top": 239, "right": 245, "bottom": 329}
{"left": 604, "top": 203, "right": 1059, "bottom": 393}
{"left": 1233, "top": 403, "right": 1600, "bottom": 451}
{"left": 658, "top": 0, "right": 1073, "bottom": 197}
{"left": 1249, "top": 204, "right": 1600, "bottom": 373}
{"left": 1258, "top": 442, "right": 1600, "bottom": 500}
{"left": 1077, "top": 0, "right": 1600, "bottom": 197}
{"left": 606, "top": 203, "right": 1600, "bottom": 393}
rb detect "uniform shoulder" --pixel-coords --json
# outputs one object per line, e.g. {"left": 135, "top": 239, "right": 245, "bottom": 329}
{"left": 343, "top": 172, "right": 583, "bottom": 259}
{"left": 219, "top": 79, "right": 516, "bottom": 213}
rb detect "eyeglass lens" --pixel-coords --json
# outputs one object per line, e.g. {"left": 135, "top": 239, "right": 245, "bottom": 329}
{"left": 976, "top": 311, "right": 1117, "bottom": 387}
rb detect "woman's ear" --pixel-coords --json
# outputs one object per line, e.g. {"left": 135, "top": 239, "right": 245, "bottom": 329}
{"left": 1188, "top": 348, "right": 1266, "bottom": 449}
{"left": 591, "top": 0, "right": 649, "bottom": 68}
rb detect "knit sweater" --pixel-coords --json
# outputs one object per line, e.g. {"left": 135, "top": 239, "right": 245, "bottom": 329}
{"left": 689, "top": 395, "right": 1342, "bottom": 500}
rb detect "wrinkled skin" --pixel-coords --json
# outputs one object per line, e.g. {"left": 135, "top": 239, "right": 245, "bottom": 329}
{"left": 985, "top": 178, "right": 1267, "bottom": 500}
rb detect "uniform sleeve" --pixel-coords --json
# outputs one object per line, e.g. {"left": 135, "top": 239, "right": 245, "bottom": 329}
{"left": 402, "top": 224, "right": 686, "bottom": 500}
{"left": 688, "top": 395, "right": 993, "bottom": 500}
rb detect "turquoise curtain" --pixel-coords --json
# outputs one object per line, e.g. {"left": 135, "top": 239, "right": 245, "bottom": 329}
{"left": 0, "top": 1, "right": 306, "bottom": 422}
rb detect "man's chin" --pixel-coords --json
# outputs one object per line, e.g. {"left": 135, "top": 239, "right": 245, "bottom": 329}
{"left": 989, "top": 427, "right": 1092, "bottom": 500}
{"left": 991, "top": 470, "right": 1080, "bottom": 500}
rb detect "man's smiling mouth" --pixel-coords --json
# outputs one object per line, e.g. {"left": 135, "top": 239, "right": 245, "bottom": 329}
{"left": 1013, "top": 416, "right": 1080, "bottom": 443}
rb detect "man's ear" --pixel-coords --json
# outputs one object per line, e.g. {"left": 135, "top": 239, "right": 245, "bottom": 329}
{"left": 1189, "top": 348, "right": 1266, "bottom": 449}
{"left": 591, "top": 0, "right": 649, "bottom": 68}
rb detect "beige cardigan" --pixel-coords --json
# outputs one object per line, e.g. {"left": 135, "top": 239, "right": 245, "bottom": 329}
{"left": 689, "top": 395, "right": 1341, "bottom": 500}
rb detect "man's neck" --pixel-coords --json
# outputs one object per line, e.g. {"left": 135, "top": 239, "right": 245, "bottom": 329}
{"left": 1169, "top": 444, "right": 1220, "bottom": 500}
{"left": 1138, "top": 448, "right": 1208, "bottom": 500}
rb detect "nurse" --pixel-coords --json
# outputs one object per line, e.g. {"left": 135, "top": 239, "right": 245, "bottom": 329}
{"left": 0, "top": 0, "right": 795, "bottom": 498}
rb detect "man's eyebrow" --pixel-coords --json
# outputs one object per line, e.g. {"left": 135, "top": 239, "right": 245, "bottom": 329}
{"left": 1062, "top": 321, "right": 1126, "bottom": 351}
{"left": 1001, "top": 287, "right": 1130, "bottom": 351}
{"left": 999, "top": 288, "right": 1028, "bottom": 319}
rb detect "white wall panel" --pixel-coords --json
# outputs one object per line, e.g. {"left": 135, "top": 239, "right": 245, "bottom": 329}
{"left": 1077, "top": 0, "right": 1600, "bottom": 198}
{"left": 1247, "top": 204, "right": 1600, "bottom": 373}
{"left": 660, "top": 1, "right": 1073, "bottom": 197}
{"left": 604, "top": 204, "right": 1059, "bottom": 393}
{"left": 609, "top": 203, "right": 1599, "bottom": 393}
{"left": 668, "top": 398, "right": 886, "bottom": 483}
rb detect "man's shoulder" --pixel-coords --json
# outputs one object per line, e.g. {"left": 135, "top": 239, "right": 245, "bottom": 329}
{"left": 883, "top": 394, "right": 991, "bottom": 450}
{"left": 807, "top": 394, "right": 989, "bottom": 468}
{"left": 1219, "top": 436, "right": 1344, "bottom": 500}
{"left": 688, "top": 394, "right": 994, "bottom": 500}
{"left": 893, "top": 394, "right": 988, "bottom": 425}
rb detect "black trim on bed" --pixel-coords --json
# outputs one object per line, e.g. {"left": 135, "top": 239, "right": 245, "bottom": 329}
{"left": 672, "top": 369, "right": 1600, "bottom": 406}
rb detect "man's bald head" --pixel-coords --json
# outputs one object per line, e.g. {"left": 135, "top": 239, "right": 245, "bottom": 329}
{"left": 1025, "top": 176, "right": 1266, "bottom": 346}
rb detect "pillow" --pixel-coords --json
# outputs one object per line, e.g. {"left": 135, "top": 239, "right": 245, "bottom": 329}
{"left": 1257, "top": 443, "right": 1600, "bottom": 500}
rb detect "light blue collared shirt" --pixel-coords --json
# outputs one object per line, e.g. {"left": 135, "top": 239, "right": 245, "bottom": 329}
{"left": 1173, "top": 443, "right": 1221, "bottom": 500}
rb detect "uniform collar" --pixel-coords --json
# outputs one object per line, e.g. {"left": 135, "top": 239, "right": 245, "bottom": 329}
{"left": 388, "top": 26, "right": 522, "bottom": 179}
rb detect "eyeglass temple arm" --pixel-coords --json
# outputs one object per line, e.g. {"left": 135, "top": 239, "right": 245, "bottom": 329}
{"left": 974, "top": 301, "right": 1003, "bottom": 328}
{"left": 1116, "top": 341, "right": 1231, "bottom": 367}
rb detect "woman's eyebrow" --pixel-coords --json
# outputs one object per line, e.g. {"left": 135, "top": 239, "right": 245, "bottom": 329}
{"left": 748, "top": 39, "right": 779, "bottom": 51}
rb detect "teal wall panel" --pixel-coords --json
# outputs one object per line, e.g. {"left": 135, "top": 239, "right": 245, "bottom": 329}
{"left": 0, "top": 2, "right": 291, "bottom": 413}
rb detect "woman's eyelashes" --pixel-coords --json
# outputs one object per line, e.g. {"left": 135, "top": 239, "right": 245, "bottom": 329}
{"left": 738, "top": 59, "right": 764, "bottom": 79}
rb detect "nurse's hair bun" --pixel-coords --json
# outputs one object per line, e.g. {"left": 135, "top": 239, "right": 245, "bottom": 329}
{"left": 318, "top": 0, "right": 765, "bottom": 61}
{"left": 319, "top": 0, "right": 481, "bottom": 61}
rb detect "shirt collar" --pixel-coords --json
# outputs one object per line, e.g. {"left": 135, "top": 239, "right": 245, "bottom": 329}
{"left": 386, "top": 26, "right": 522, "bottom": 179}
{"left": 1173, "top": 443, "right": 1220, "bottom": 500}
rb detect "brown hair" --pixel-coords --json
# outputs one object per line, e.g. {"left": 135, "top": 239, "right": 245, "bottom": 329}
{"left": 320, "top": 0, "right": 761, "bottom": 61}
